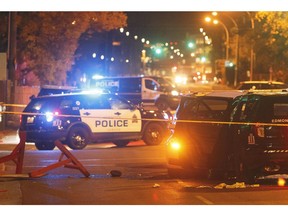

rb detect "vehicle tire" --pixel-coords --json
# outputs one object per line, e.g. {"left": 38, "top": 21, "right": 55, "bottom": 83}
{"left": 143, "top": 123, "right": 165, "bottom": 145}
{"left": 231, "top": 150, "right": 256, "bottom": 184}
{"left": 35, "top": 142, "right": 56, "bottom": 150}
{"left": 156, "top": 100, "right": 169, "bottom": 111}
{"left": 67, "top": 126, "right": 89, "bottom": 150}
{"left": 113, "top": 140, "right": 130, "bottom": 147}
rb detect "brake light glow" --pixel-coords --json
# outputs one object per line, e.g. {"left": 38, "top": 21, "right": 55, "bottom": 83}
{"left": 171, "top": 141, "right": 181, "bottom": 150}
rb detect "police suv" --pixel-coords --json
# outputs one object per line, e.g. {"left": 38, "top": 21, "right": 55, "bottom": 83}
{"left": 20, "top": 91, "right": 170, "bottom": 150}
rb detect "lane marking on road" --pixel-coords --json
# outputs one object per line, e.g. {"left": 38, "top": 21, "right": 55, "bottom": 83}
{"left": 195, "top": 195, "right": 214, "bottom": 205}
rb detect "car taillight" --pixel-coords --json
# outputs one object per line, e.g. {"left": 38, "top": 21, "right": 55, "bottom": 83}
{"left": 253, "top": 124, "right": 265, "bottom": 138}
{"left": 167, "top": 136, "right": 182, "bottom": 151}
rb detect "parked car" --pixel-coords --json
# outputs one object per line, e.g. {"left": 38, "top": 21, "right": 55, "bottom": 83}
{"left": 237, "top": 81, "right": 288, "bottom": 90}
{"left": 167, "top": 90, "right": 288, "bottom": 182}
{"left": 89, "top": 76, "right": 180, "bottom": 111}
{"left": 20, "top": 92, "right": 170, "bottom": 150}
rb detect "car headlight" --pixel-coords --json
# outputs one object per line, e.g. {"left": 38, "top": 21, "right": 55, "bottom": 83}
{"left": 171, "top": 90, "right": 179, "bottom": 96}
{"left": 162, "top": 110, "right": 173, "bottom": 121}
{"left": 162, "top": 112, "right": 169, "bottom": 120}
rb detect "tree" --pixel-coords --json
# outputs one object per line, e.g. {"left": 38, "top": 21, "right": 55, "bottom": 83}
{"left": 0, "top": 13, "right": 9, "bottom": 52}
{"left": 254, "top": 12, "right": 288, "bottom": 81}
{"left": 16, "top": 12, "right": 127, "bottom": 86}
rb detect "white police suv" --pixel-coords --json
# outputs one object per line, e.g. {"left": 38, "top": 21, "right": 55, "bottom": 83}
{"left": 20, "top": 91, "right": 170, "bottom": 150}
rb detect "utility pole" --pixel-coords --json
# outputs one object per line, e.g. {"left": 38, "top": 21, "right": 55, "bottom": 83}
{"left": 7, "top": 12, "right": 17, "bottom": 104}
{"left": 247, "top": 12, "right": 255, "bottom": 81}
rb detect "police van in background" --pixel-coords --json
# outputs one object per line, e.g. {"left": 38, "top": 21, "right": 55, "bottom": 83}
{"left": 20, "top": 91, "right": 170, "bottom": 150}
{"left": 89, "top": 76, "right": 180, "bottom": 111}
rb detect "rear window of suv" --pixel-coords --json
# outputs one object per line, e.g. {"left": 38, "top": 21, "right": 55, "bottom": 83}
{"left": 178, "top": 97, "right": 229, "bottom": 121}
{"left": 231, "top": 94, "right": 288, "bottom": 123}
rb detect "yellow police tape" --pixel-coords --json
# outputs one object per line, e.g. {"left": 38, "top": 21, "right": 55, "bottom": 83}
{"left": 1, "top": 103, "right": 288, "bottom": 127}
{"left": 1, "top": 104, "right": 26, "bottom": 108}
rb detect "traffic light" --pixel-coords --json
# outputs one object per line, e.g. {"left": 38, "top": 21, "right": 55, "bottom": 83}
{"left": 187, "top": 41, "right": 195, "bottom": 49}
{"left": 187, "top": 42, "right": 194, "bottom": 48}
{"left": 155, "top": 48, "right": 162, "bottom": 55}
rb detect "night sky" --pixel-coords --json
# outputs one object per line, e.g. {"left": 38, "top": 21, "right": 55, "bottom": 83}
{"left": 126, "top": 12, "right": 206, "bottom": 43}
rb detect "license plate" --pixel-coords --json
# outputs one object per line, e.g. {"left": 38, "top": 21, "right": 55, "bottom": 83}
{"left": 27, "top": 116, "right": 35, "bottom": 124}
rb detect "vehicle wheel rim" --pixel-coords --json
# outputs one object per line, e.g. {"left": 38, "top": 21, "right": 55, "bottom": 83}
{"left": 71, "top": 133, "right": 86, "bottom": 148}
{"left": 148, "top": 128, "right": 161, "bottom": 144}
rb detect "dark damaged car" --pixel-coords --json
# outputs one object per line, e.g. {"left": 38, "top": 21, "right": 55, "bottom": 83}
{"left": 166, "top": 90, "right": 288, "bottom": 181}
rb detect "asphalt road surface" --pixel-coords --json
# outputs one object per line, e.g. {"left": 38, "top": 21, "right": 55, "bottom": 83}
{"left": 1, "top": 132, "right": 288, "bottom": 208}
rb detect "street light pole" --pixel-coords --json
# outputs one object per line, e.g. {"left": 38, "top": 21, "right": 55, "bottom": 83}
{"left": 212, "top": 12, "right": 239, "bottom": 87}
{"left": 247, "top": 12, "right": 255, "bottom": 81}
{"left": 205, "top": 17, "right": 230, "bottom": 61}
{"left": 217, "top": 20, "right": 230, "bottom": 61}
{"left": 220, "top": 14, "right": 239, "bottom": 87}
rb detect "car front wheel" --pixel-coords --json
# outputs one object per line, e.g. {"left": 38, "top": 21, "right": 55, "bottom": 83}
{"left": 67, "top": 126, "right": 89, "bottom": 150}
{"left": 143, "top": 123, "right": 165, "bottom": 145}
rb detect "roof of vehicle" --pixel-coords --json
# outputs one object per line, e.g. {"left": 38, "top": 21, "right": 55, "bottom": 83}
{"left": 37, "top": 85, "right": 81, "bottom": 97}
{"left": 246, "top": 89, "right": 288, "bottom": 96}
{"left": 36, "top": 90, "right": 110, "bottom": 99}
{"left": 237, "top": 80, "right": 288, "bottom": 89}
{"left": 183, "top": 90, "right": 246, "bottom": 99}
{"left": 239, "top": 81, "right": 286, "bottom": 84}
{"left": 40, "top": 85, "right": 78, "bottom": 90}
{"left": 92, "top": 75, "right": 164, "bottom": 79}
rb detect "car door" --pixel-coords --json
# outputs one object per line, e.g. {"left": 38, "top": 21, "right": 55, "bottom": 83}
{"left": 108, "top": 95, "right": 142, "bottom": 133}
{"left": 193, "top": 97, "right": 229, "bottom": 154}
{"left": 178, "top": 97, "right": 230, "bottom": 167}
{"left": 79, "top": 94, "right": 141, "bottom": 134}
{"left": 79, "top": 95, "right": 116, "bottom": 133}
{"left": 142, "top": 78, "right": 160, "bottom": 105}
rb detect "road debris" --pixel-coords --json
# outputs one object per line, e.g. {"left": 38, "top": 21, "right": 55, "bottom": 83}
{"left": 196, "top": 185, "right": 213, "bottom": 189}
{"left": 214, "top": 182, "right": 260, "bottom": 189}
{"left": 109, "top": 170, "right": 122, "bottom": 177}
